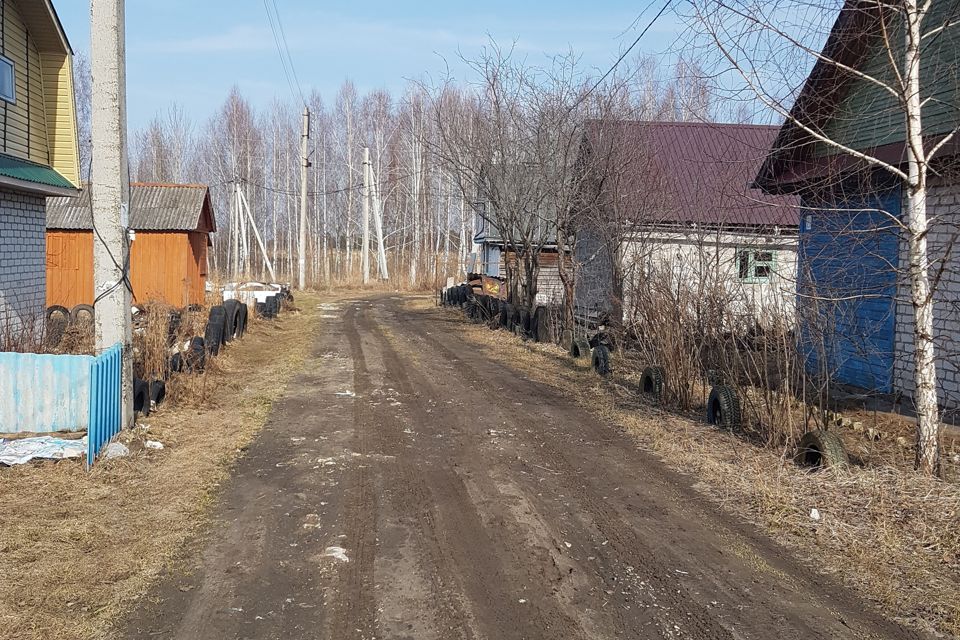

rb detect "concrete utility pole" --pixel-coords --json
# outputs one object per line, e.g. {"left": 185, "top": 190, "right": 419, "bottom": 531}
{"left": 361, "top": 146, "right": 371, "bottom": 285}
{"left": 90, "top": 0, "right": 132, "bottom": 427}
{"left": 298, "top": 107, "right": 310, "bottom": 290}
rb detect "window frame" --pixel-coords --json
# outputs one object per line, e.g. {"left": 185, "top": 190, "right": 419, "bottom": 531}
{"left": 736, "top": 248, "right": 776, "bottom": 284}
{"left": 0, "top": 54, "right": 16, "bottom": 105}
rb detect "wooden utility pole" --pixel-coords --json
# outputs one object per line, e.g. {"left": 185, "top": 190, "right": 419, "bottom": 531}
{"left": 90, "top": 0, "right": 133, "bottom": 427}
{"left": 298, "top": 107, "right": 310, "bottom": 290}
{"left": 361, "top": 146, "right": 371, "bottom": 284}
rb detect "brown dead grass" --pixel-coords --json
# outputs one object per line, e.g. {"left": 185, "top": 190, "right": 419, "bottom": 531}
{"left": 421, "top": 299, "right": 960, "bottom": 639}
{"left": 0, "top": 295, "right": 320, "bottom": 640}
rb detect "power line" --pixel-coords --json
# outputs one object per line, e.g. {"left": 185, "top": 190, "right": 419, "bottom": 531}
{"left": 263, "top": 0, "right": 306, "bottom": 107}
{"left": 570, "top": 0, "right": 673, "bottom": 113}
{"left": 271, "top": 0, "right": 306, "bottom": 104}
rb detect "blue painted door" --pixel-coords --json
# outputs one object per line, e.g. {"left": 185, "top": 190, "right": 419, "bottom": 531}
{"left": 799, "top": 188, "right": 900, "bottom": 392}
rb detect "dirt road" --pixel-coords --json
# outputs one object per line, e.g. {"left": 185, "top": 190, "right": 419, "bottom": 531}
{"left": 122, "top": 295, "right": 923, "bottom": 640}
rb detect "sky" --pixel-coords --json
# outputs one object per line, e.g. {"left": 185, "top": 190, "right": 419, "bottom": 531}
{"left": 55, "top": 1, "right": 685, "bottom": 132}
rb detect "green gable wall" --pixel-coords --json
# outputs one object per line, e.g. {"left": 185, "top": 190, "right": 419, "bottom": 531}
{"left": 816, "top": 5, "right": 960, "bottom": 157}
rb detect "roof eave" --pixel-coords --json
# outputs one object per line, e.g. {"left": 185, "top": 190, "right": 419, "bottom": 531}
{"left": 0, "top": 174, "right": 79, "bottom": 197}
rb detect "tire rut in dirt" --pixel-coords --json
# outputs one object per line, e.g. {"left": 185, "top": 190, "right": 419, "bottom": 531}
{"left": 334, "top": 304, "right": 380, "bottom": 639}
{"left": 394, "top": 309, "right": 719, "bottom": 638}
{"left": 360, "top": 306, "right": 610, "bottom": 639}
{"left": 386, "top": 297, "right": 920, "bottom": 640}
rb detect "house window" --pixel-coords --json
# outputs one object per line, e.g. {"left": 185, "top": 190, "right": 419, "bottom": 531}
{"left": 737, "top": 249, "right": 776, "bottom": 283}
{"left": 0, "top": 55, "right": 15, "bottom": 104}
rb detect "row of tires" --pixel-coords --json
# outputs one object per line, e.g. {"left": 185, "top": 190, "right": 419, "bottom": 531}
{"left": 132, "top": 291, "right": 290, "bottom": 419}
{"left": 445, "top": 286, "right": 848, "bottom": 469}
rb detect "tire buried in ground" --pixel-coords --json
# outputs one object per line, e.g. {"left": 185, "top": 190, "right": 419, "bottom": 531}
{"left": 223, "top": 299, "right": 242, "bottom": 341}
{"left": 133, "top": 378, "right": 150, "bottom": 418}
{"left": 70, "top": 304, "right": 95, "bottom": 325}
{"left": 500, "top": 303, "right": 513, "bottom": 330}
{"left": 570, "top": 337, "right": 591, "bottom": 359}
{"left": 640, "top": 366, "right": 666, "bottom": 401}
{"left": 592, "top": 344, "right": 611, "bottom": 376}
{"left": 150, "top": 379, "right": 166, "bottom": 406}
{"left": 532, "top": 306, "right": 555, "bottom": 343}
{"left": 706, "top": 384, "right": 741, "bottom": 429}
{"left": 795, "top": 429, "right": 848, "bottom": 470}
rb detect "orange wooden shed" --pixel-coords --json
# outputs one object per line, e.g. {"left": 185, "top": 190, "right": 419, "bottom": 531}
{"left": 45, "top": 183, "right": 216, "bottom": 309}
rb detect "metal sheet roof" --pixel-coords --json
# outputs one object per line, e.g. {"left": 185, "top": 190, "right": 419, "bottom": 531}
{"left": 585, "top": 121, "right": 800, "bottom": 228}
{"left": 47, "top": 183, "right": 215, "bottom": 232}
{"left": 0, "top": 153, "right": 75, "bottom": 190}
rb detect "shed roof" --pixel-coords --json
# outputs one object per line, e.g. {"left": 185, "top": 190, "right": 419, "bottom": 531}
{"left": 47, "top": 183, "right": 216, "bottom": 233}
{"left": 586, "top": 121, "right": 799, "bottom": 228}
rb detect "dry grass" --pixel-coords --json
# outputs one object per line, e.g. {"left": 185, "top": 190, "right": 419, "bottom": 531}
{"left": 0, "top": 295, "right": 320, "bottom": 640}
{"left": 423, "top": 299, "right": 960, "bottom": 639}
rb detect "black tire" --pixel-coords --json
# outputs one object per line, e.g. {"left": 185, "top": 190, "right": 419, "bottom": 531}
{"left": 150, "top": 379, "right": 166, "bottom": 406}
{"left": 133, "top": 378, "right": 150, "bottom": 418}
{"left": 44, "top": 306, "right": 70, "bottom": 349}
{"left": 640, "top": 366, "right": 666, "bottom": 401}
{"left": 169, "top": 352, "right": 183, "bottom": 374}
{"left": 706, "top": 384, "right": 741, "bottom": 429}
{"left": 255, "top": 302, "right": 267, "bottom": 318}
{"left": 204, "top": 319, "right": 224, "bottom": 356}
{"left": 46, "top": 305, "right": 70, "bottom": 322}
{"left": 570, "top": 337, "right": 591, "bottom": 359}
{"left": 532, "top": 306, "right": 554, "bottom": 343}
{"left": 70, "top": 303, "right": 95, "bottom": 325}
{"left": 592, "top": 345, "right": 611, "bottom": 376}
{"left": 795, "top": 430, "right": 848, "bottom": 469}
{"left": 206, "top": 305, "right": 227, "bottom": 353}
{"left": 236, "top": 303, "right": 249, "bottom": 338}
{"left": 500, "top": 303, "right": 513, "bottom": 330}
{"left": 266, "top": 295, "right": 280, "bottom": 318}
{"left": 186, "top": 336, "right": 207, "bottom": 372}
{"left": 223, "top": 299, "right": 241, "bottom": 342}
{"left": 517, "top": 308, "right": 531, "bottom": 336}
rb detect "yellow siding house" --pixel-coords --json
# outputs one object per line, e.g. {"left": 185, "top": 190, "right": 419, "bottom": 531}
{"left": 0, "top": 0, "right": 80, "bottom": 339}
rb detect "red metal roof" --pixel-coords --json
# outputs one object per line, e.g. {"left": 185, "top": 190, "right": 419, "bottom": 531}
{"left": 587, "top": 120, "right": 800, "bottom": 228}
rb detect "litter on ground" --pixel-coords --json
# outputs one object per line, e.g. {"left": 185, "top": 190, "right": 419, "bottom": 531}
{"left": 0, "top": 436, "right": 86, "bottom": 466}
{"left": 144, "top": 440, "right": 165, "bottom": 450}
{"left": 323, "top": 546, "right": 350, "bottom": 563}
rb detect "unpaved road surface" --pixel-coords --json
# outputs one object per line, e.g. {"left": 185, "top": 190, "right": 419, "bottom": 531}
{"left": 123, "top": 295, "right": 922, "bottom": 640}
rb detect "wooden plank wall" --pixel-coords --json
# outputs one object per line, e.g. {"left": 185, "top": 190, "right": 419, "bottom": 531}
{"left": 46, "top": 231, "right": 209, "bottom": 309}
{"left": 46, "top": 230, "right": 93, "bottom": 308}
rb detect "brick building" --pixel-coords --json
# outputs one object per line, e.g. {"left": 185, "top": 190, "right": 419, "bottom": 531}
{"left": 0, "top": 0, "right": 81, "bottom": 339}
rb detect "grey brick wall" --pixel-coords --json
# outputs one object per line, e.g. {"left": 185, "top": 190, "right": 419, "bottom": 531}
{"left": 894, "top": 182, "right": 960, "bottom": 410}
{"left": 0, "top": 188, "right": 47, "bottom": 341}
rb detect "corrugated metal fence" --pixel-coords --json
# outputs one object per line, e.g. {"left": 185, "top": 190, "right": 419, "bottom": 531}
{"left": 87, "top": 344, "right": 122, "bottom": 468}
{"left": 0, "top": 343, "right": 124, "bottom": 468}
{"left": 0, "top": 351, "right": 93, "bottom": 432}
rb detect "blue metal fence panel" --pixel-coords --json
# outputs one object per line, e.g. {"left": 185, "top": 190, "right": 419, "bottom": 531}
{"left": 0, "top": 351, "right": 93, "bottom": 433}
{"left": 799, "top": 188, "right": 901, "bottom": 392}
{"left": 87, "top": 343, "right": 123, "bottom": 468}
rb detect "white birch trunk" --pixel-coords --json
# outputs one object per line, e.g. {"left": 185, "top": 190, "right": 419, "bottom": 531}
{"left": 904, "top": 0, "right": 941, "bottom": 474}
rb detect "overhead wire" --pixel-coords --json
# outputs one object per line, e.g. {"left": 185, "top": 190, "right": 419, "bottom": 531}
{"left": 263, "top": 0, "right": 304, "bottom": 107}
{"left": 568, "top": 0, "right": 674, "bottom": 114}
{"left": 263, "top": 0, "right": 306, "bottom": 107}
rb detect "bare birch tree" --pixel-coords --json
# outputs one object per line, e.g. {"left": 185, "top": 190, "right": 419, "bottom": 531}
{"left": 690, "top": 0, "right": 957, "bottom": 474}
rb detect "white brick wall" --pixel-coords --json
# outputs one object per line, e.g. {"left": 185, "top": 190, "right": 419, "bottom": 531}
{"left": 0, "top": 189, "right": 47, "bottom": 339}
{"left": 894, "top": 182, "right": 960, "bottom": 409}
